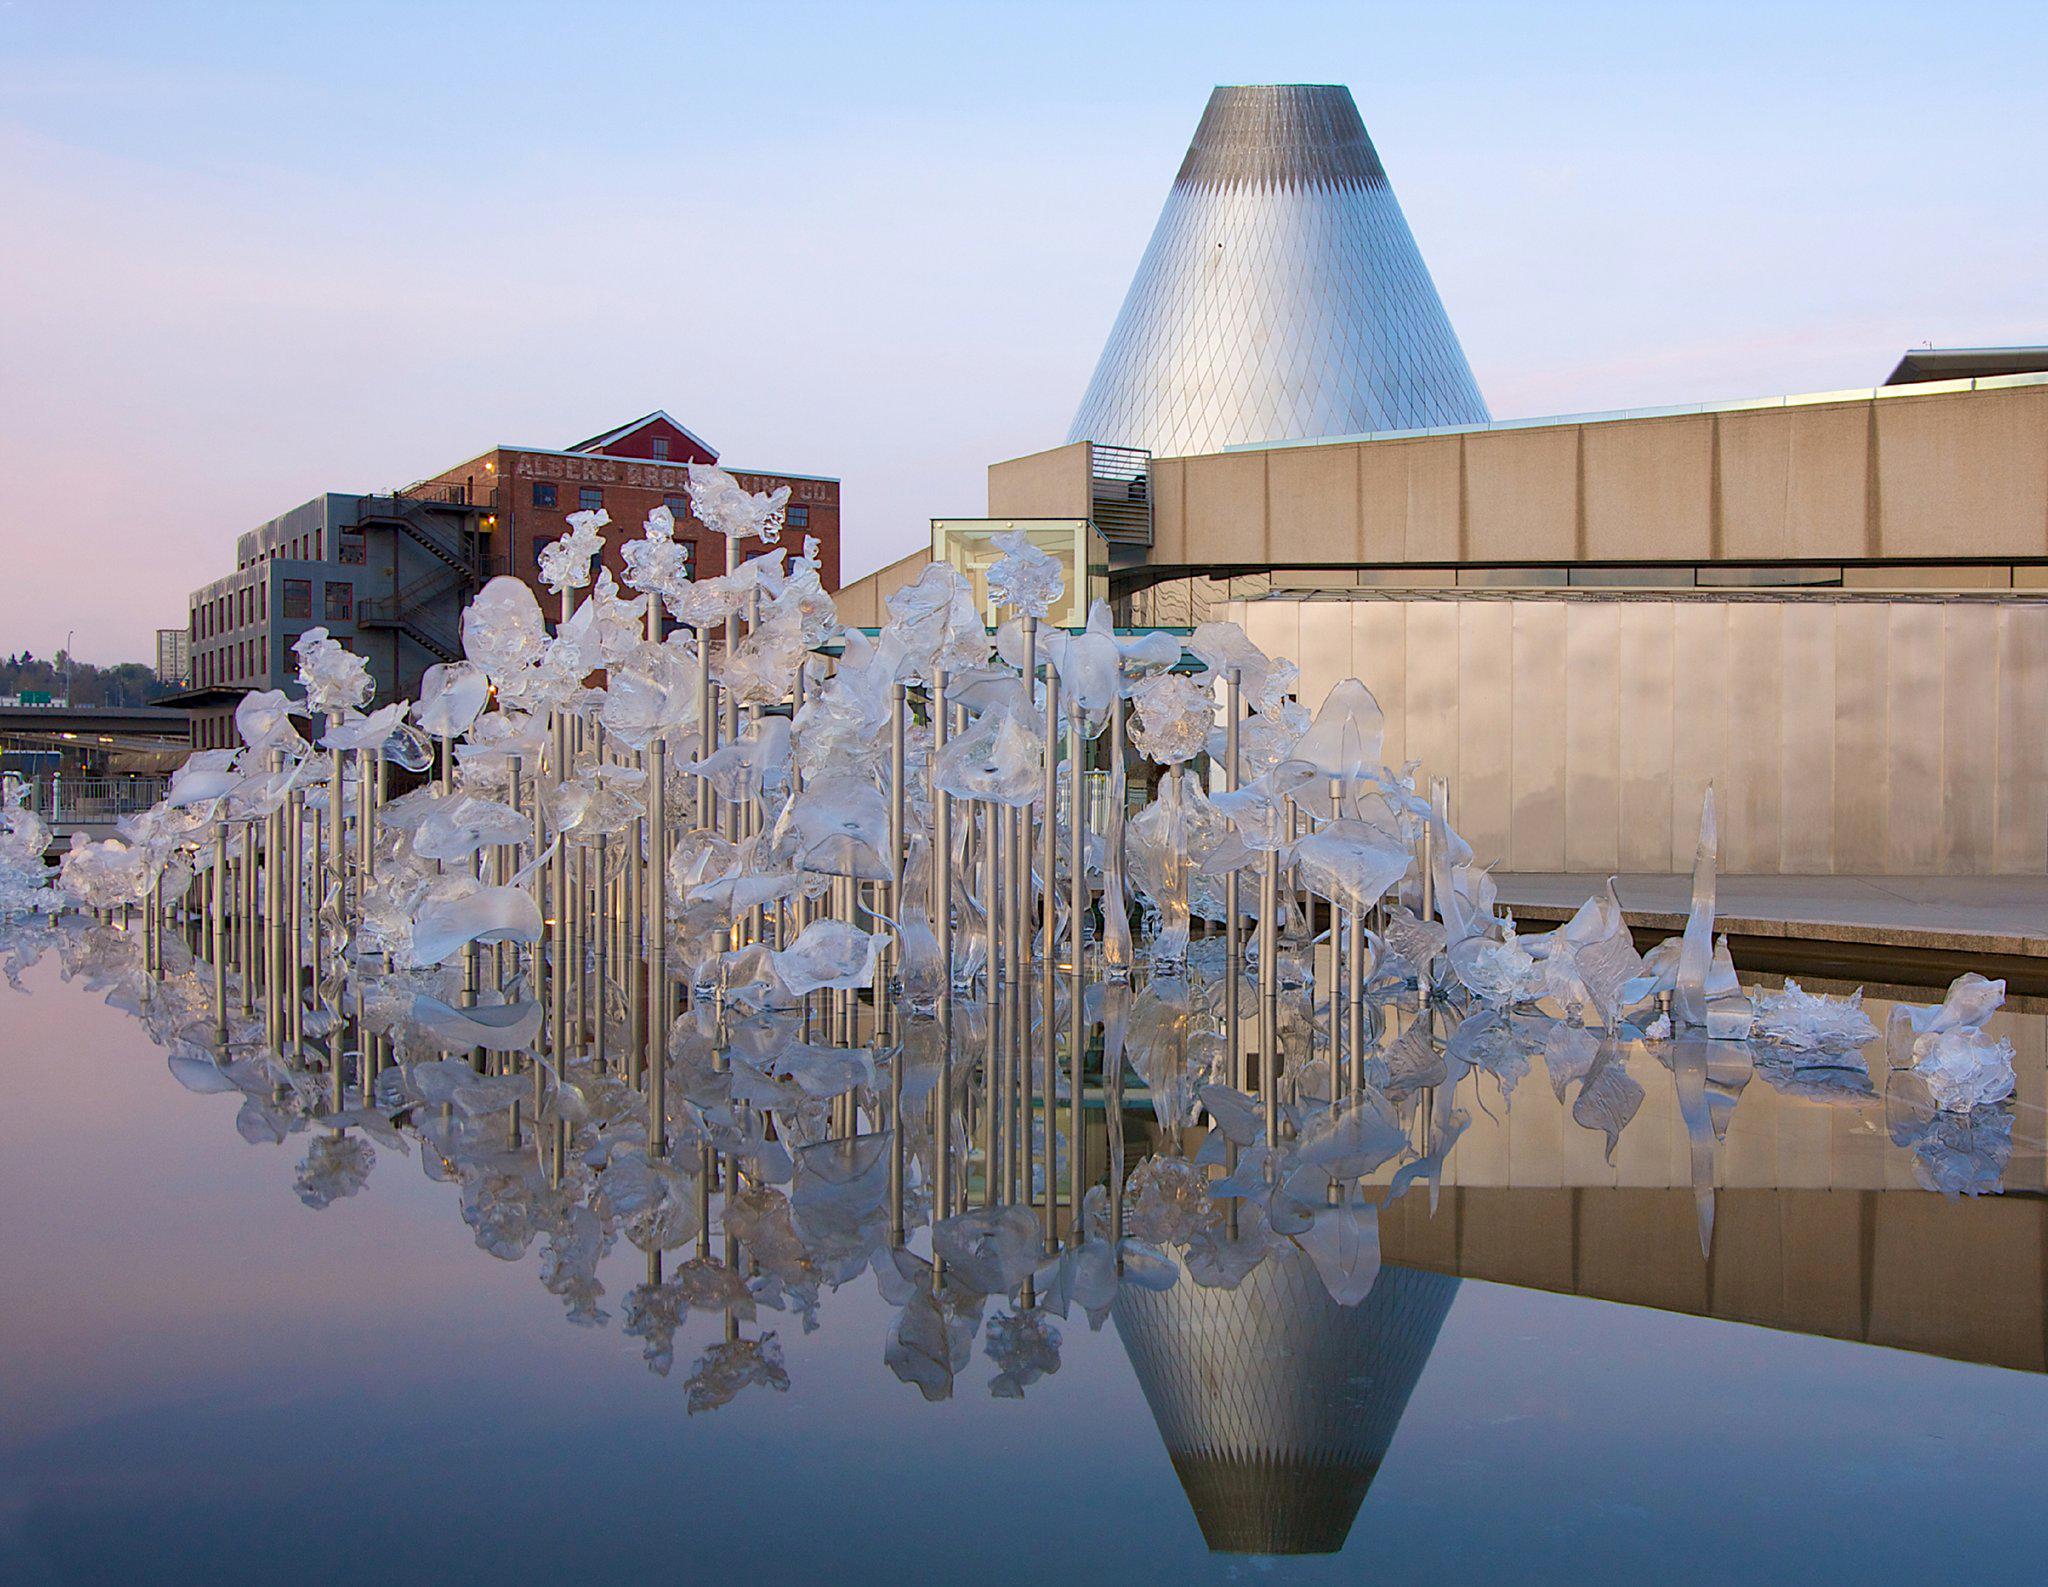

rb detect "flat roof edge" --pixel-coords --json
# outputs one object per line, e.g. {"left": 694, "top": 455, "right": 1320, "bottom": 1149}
{"left": 1215, "top": 369, "right": 2048, "bottom": 455}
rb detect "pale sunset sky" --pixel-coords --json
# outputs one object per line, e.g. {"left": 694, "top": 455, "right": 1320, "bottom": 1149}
{"left": 1, "top": 0, "right": 2042, "bottom": 661}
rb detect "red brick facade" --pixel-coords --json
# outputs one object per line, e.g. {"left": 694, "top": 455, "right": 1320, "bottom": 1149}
{"left": 418, "top": 412, "right": 841, "bottom": 600}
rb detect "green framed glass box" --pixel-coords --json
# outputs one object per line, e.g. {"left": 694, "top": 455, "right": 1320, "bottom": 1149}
{"left": 929, "top": 518, "right": 1109, "bottom": 631}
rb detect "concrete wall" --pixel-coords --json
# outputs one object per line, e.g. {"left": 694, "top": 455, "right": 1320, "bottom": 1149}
{"left": 833, "top": 549, "right": 931, "bottom": 629}
{"left": 1229, "top": 591, "right": 2048, "bottom": 876}
{"left": 987, "top": 441, "right": 1094, "bottom": 520}
{"left": 1156, "top": 381, "right": 2048, "bottom": 570}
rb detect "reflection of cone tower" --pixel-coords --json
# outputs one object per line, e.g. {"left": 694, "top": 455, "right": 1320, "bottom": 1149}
{"left": 1069, "top": 84, "right": 1489, "bottom": 458}
{"left": 1113, "top": 1245, "right": 1458, "bottom": 1556}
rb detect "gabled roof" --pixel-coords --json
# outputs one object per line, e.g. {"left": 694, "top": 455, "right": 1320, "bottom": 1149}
{"left": 567, "top": 410, "right": 719, "bottom": 459}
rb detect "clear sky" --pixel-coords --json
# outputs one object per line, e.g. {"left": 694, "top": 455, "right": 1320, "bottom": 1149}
{"left": 2, "top": 0, "right": 2042, "bottom": 663}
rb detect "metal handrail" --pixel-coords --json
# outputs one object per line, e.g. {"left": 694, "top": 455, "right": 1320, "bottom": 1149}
{"left": 28, "top": 774, "right": 170, "bottom": 823}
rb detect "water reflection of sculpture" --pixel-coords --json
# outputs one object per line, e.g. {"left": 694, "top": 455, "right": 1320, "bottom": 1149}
{"left": 4, "top": 907, "right": 2038, "bottom": 1554}
{"left": 0, "top": 462, "right": 2031, "bottom": 1540}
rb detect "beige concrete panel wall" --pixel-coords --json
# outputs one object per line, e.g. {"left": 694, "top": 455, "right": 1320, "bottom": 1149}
{"left": 1228, "top": 591, "right": 2048, "bottom": 875}
{"left": 1875, "top": 386, "right": 2048, "bottom": 557}
{"left": 1617, "top": 601, "right": 1676, "bottom": 870}
{"left": 1464, "top": 427, "right": 1577, "bottom": 561}
{"left": 1941, "top": 605, "right": 1999, "bottom": 872}
{"left": 832, "top": 549, "right": 930, "bottom": 629}
{"left": 1508, "top": 602, "right": 1566, "bottom": 869}
{"left": 1267, "top": 442, "right": 1362, "bottom": 560}
{"left": 1400, "top": 606, "right": 1466, "bottom": 806}
{"left": 1455, "top": 601, "right": 1514, "bottom": 862}
{"left": 1406, "top": 438, "right": 1464, "bottom": 561}
{"left": 1778, "top": 604, "right": 1837, "bottom": 872}
{"left": 1669, "top": 602, "right": 1727, "bottom": 868}
{"left": 1583, "top": 415, "right": 1713, "bottom": 561}
{"left": 1576, "top": 1192, "right": 1711, "bottom": 1312}
{"left": 1563, "top": 601, "right": 1620, "bottom": 872}
{"left": 1355, "top": 439, "right": 1462, "bottom": 562}
{"left": 1886, "top": 604, "right": 1945, "bottom": 871}
{"left": 1869, "top": 1193, "right": 2048, "bottom": 1368}
{"left": 986, "top": 442, "right": 1092, "bottom": 520}
{"left": 1831, "top": 604, "right": 1889, "bottom": 870}
{"left": 1996, "top": 607, "right": 2048, "bottom": 871}
{"left": 1294, "top": 600, "right": 1355, "bottom": 716}
{"left": 1355, "top": 441, "right": 1410, "bottom": 561}
{"left": 1722, "top": 603, "right": 1784, "bottom": 873}
{"left": 1148, "top": 456, "right": 1187, "bottom": 562}
{"left": 1182, "top": 451, "right": 1269, "bottom": 565}
{"left": 1238, "top": 601, "right": 1301, "bottom": 708}
{"left": 1404, "top": 602, "right": 1461, "bottom": 809}
{"left": 1352, "top": 602, "right": 1407, "bottom": 767}
{"left": 1176, "top": 383, "right": 2045, "bottom": 572}
{"left": 1718, "top": 402, "right": 1871, "bottom": 559}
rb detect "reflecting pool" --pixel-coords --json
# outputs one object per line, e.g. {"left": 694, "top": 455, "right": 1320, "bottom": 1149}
{"left": 4, "top": 919, "right": 2048, "bottom": 1586}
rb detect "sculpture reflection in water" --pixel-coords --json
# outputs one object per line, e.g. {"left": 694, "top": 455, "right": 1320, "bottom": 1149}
{"left": 0, "top": 466, "right": 2035, "bottom": 1556}
{"left": 5, "top": 911, "right": 2040, "bottom": 1554}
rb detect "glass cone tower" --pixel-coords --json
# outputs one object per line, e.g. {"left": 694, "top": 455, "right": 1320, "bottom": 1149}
{"left": 1113, "top": 1246, "right": 1461, "bottom": 1556}
{"left": 1069, "top": 84, "right": 1489, "bottom": 458}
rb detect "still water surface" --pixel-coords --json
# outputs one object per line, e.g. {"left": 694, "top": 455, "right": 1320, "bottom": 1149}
{"left": 3, "top": 924, "right": 2047, "bottom": 1585}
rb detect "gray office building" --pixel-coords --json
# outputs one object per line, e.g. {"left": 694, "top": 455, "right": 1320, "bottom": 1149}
{"left": 184, "top": 489, "right": 484, "bottom": 748}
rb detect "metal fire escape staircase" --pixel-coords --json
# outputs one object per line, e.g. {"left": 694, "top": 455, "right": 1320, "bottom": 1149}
{"left": 354, "top": 489, "right": 486, "bottom": 665}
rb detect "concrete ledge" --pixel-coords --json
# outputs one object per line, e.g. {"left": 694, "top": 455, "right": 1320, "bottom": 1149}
{"left": 1494, "top": 873, "right": 2048, "bottom": 961}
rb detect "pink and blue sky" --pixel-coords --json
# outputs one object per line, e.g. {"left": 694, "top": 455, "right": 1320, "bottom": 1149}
{"left": 2, "top": 0, "right": 2042, "bottom": 663}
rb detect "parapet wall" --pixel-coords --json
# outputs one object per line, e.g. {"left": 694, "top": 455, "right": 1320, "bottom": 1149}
{"left": 1159, "top": 379, "right": 2048, "bottom": 571}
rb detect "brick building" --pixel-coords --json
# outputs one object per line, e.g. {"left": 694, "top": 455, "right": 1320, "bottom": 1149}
{"left": 416, "top": 410, "right": 841, "bottom": 596}
{"left": 178, "top": 411, "right": 838, "bottom": 748}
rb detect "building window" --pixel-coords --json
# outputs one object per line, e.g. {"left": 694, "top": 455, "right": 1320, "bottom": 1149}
{"left": 281, "top": 637, "right": 294, "bottom": 676}
{"left": 257, "top": 584, "right": 266, "bottom": 620}
{"left": 314, "top": 531, "right": 324, "bottom": 560}
{"left": 651, "top": 438, "right": 670, "bottom": 460}
{"left": 338, "top": 535, "right": 365, "bottom": 565}
{"left": 679, "top": 541, "right": 695, "bottom": 579}
{"left": 282, "top": 579, "right": 312, "bottom": 620}
{"left": 532, "top": 481, "right": 557, "bottom": 508}
{"left": 665, "top": 494, "right": 689, "bottom": 519}
{"left": 788, "top": 504, "right": 809, "bottom": 528}
{"left": 579, "top": 487, "right": 603, "bottom": 512}
{"left": 324, "top": 582, "right": 353, "bottom": 623}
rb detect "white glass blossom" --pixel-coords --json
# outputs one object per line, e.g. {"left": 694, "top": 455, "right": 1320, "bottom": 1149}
{"left": 461, "top": 577, "right": 550, "bottom": 679}
{"left": 292, "top": 628, "right": 373, "bottom": 715}
{"left": 986, "top": 529, "right": 1064, "bottom": 619}
{"left": 1129, "top": 673, "right": 1214, "bottom": 766}
{"left": 622, "top": 504, "right": 692, "bottom": 604}
{"left": 688, "top": 462, "right": 790, "bottom": 547}
{"left": 537, "top": 507, "right": 609, "bottom": 595}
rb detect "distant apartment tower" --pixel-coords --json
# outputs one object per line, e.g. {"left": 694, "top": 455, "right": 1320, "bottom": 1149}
{"left": 181, "top": 412, "right": 839, "bottom": 748}
{"left": 154, "top": 628, "right": 191, "bottom": 687}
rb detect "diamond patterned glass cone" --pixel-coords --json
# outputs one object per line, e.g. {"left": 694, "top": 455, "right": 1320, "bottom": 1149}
{"left": 1069, "top": 84, "right": 1488, "bottom": 457}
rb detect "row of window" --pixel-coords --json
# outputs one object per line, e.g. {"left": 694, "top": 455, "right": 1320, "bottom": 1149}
{"left": 194, "top": 578, "right": 354, "bottom": 642}
{"left": 529, "top": 480, "right": 809, "bottom": 529}
{"left": 195, "top": 583, "right": 263, "bottom": 639}
{"left": 281, "top": 579, "right": 353, "bottom": 623}
{"left": 235, "top": 530, "right": 368, "bottom": 576}
{"left": 195, "top": 631, "right": 322, "bottom": 691}
{"left": 194, "top": 638, "right": 262, "bottom": 689}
